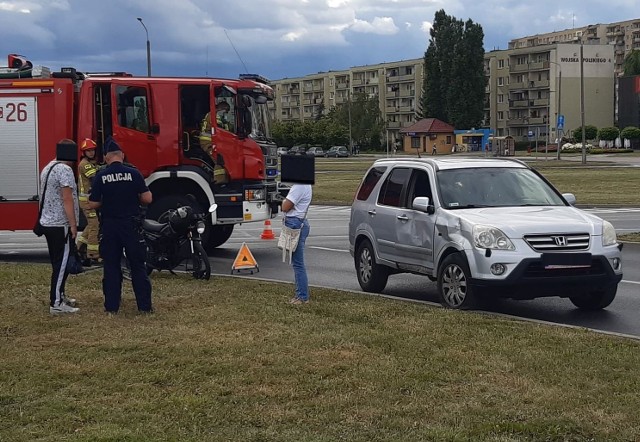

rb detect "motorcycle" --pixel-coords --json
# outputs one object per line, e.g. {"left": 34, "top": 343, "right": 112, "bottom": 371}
{"left": 122, "top": 203, "right": 217, "bottom": 280}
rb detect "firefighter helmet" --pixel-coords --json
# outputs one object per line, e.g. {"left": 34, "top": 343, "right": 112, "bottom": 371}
{"left": 80, "top": 138, "right": 97, "bottom": 151}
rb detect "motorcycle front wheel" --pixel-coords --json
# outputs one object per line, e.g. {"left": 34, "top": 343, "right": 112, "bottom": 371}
{"left": 189, "top": 241, "right": 211, "bottom": 280}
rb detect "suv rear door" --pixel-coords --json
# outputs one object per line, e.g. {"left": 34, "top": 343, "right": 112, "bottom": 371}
{"left": 374, "top": 167, "right": 411, "bottom": 261}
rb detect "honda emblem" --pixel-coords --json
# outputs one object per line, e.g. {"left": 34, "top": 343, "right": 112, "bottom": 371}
{"left": 553, "top": 236, "right": 567, "bottom": 247}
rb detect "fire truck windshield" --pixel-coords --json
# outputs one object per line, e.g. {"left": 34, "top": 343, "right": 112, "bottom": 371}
{"left": 247, "top": 96, "right": 272, "bottom": 142}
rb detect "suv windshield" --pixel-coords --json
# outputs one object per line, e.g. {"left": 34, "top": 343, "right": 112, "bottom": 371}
{"left": 437, "top": 167, "right": 566, "bottom": 209}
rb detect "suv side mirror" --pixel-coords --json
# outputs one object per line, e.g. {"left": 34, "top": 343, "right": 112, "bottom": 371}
{"left": 562, "top": 193, "right": 576, "bottom": 206}
{"left": 412, "top": 196, "right": 435, "bottom": 214}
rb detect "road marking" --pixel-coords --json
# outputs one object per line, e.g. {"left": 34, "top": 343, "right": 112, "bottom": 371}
{"left": 309, "top": 246, "right": 350, "bottom": 253}
{"left": 622, "top": 280, "right": 640, "bottom": 285}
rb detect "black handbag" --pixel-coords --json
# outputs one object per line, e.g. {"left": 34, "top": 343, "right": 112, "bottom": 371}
{"left": 66, "top": 238, "right": 84, "bottom": 275}
{"left": 33, "top": 163, "right": 60, "bottom": 237}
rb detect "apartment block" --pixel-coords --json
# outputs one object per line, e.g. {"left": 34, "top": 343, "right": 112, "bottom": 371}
{"left": 508, "top": 18, "right": 640, "bottom": 76}
{"left": 268, "top": 59, "right": 423, "bottom": 146}
{"left": 484, "top": 43, "right": 615, "bottom": 143}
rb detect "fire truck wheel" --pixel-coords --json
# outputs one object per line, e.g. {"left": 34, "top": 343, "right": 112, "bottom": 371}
{"left": 204, "top": 224, "right": 234, "bottom": 252}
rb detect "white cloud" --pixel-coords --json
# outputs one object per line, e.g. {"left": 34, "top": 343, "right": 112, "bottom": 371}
{"left": 351, "top": 16, "right": 399, "bottom": 34}
{"left": 420, "top": 21, "right": 432, "bottom": 33}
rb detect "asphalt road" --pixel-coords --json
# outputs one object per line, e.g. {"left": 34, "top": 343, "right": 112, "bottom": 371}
{"left": 2, "top": 205, "right": 639, "bottom": 338}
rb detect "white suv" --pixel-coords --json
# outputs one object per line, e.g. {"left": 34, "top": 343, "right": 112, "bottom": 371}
{"left": 348, "top": 158, "right": 623, "bottom": 310}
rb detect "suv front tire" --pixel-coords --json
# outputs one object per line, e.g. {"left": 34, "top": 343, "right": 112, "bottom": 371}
{"left": 437, "top": 253, "right": 477, "bottom": 310}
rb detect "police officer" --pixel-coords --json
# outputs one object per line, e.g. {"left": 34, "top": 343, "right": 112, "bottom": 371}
{"left": 88, "top": 137, "right": 153, "bottom": 314}
{"left": 76, "top": 138, "right": 101, "bottom": 265}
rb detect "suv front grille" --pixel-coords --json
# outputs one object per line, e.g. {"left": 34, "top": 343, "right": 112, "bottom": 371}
{"left": 524, "top": 233, "right": 590, "bottom": 252}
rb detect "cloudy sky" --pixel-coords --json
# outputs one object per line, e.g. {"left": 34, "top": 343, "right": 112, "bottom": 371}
{"left": 1, "top": 0, "right": 638, "bottom": 81}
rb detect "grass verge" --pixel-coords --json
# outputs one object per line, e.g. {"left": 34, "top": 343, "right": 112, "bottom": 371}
{"left": 1, "top": 263, "right": 640, "bottom": 441}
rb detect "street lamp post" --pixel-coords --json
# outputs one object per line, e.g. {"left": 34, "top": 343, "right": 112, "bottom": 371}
{"left": 579, "top": 39, "right": 586, "bottom": 164}
{"left": 137, "top": 17, "right": 151, "bottom": 77}
{"left": 548, "top": 61, "right": 562, "bottom": 160}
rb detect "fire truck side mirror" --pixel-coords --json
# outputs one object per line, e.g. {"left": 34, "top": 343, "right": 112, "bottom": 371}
{"left": 150, "top": 123, "right": 160, "bottom": 135}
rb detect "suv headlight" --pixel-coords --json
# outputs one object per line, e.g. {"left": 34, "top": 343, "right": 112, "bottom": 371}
{"left": 602, "top": 220, "right": 617, "bottom": 246}
{"left": 472, "top": 225, "right": 515, "bottom": 250}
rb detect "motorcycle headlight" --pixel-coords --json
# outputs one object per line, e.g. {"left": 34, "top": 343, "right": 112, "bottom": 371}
{"left": 602, "top": 220, "right": 617, "bottom": 246}
{"left": 196, "top": 221, "right": 206, "bottom": 234}
{"left": 472, "top": 225, "right": 515, "bottom": 250}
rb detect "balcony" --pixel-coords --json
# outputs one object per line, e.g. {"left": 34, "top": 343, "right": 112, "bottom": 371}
{"left": 528, "top": 61, "right": 546, "bottom": 70}
{"left": 313, "top": 84, "right": 323, "bottom": 92}
{"left": 531, "top": 80, "right": 550, "bottom": 88}
{"left": 352, "top": 78, "right": 364, "bottom": 86}
{"left": 335, "top": 82, "right": 349, "bottom": 89}
{"left": 399, "top": 89, "right": 415, "bottom": 98}
{"left": 511, "top": 100, "right": 529, "bottom": 108}
{"left": 507, "top": 118, "right": 528, "bottom": 126}
{"left": 386, "top": 106, "right": 399, "bottom": 113}
{"left": 533, "top": 98, "right": 549, "bottom": 106}
{"left": 529, "top": 117, "right": 546, "bottom": 124}
{"left": 387, "top": 121, "right": 400, "bottom": 128}
{"left": 511, "top": 64, "right": 529, "bottom": 73}
{"left": 509, "top": 82, "right": 526, "bottom": 90}
{"left": 386, "top": 73, "right": 415, "bottom": 83}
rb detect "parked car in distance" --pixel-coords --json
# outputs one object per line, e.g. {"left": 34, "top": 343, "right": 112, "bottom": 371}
{"left": 325, "top": 146, "right": 350, "bottom": 157}
{"left": 348, "top": 157, "right": 623, "bottom": 311}
{"left": 277, "top": 147, "right": 288, "bottom": 156}
{"left": 288, "top": 144, "right": 308, "bottom": 155}
{"left": 306, "top": 146, "right": 325, "bottom": 157}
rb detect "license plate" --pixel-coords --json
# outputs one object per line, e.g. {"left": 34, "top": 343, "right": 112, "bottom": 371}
{"left": 542, "top": 253, "right": 592, "bottom": 270}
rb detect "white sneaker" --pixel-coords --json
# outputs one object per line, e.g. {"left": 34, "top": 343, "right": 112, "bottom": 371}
{"left": 50, "top": 302, "right": 79, "bottom": 314}
{"left": 61, "top": 294, "right": 77, "bottom": 306}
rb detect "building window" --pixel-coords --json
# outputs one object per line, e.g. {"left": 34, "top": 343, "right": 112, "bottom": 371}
{"left": 446, "top": 135, "right": 452, "bottom": 144}
{"left": 498, "top": 94, "right": 504, "bottom": 103}
{"left": 411, "top": 137, "right": 420, "bottom": 148}
{"left": 498, "top": 59, "right": 505, "bottom": 69}
{"left": 498, "top": 111, "right": 504, "bottom": 120}
{"left": 498, "top": 77, "right": 504, "bottom": 86}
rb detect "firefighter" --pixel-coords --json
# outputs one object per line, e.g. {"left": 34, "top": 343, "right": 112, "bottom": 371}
{"left": 88, "top": 138, "right": 153, "bottom": 314}
{"left": 76, "top": 138, "right": 101, "bottom": 265}
{"left": 199, "top": 100, "right": 232, "bottom": 153}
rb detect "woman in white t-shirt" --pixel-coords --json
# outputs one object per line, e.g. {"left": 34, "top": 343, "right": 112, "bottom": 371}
{"left": 281, "top": 183, "right": 312, "bottom": 304}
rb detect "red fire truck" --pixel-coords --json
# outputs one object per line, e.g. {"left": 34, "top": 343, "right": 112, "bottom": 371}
{"left": 0, "top": 54, "right": 282, "bottom": 251}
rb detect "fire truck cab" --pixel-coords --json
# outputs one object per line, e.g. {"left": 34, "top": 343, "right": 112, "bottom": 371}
{"left": 0, "top": 55, "right": 282, "bottom": 250}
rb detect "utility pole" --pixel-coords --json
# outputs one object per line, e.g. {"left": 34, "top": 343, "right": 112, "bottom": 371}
{"left": 348, "top": 88, "right": 353, "bottom": 155}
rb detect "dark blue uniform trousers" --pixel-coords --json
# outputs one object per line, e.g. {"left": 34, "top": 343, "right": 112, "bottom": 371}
{"left": 100, "top": 218, "right": 152, "bottom": 312}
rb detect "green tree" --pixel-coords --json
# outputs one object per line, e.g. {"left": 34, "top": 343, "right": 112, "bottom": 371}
{"left": 622, "top": 50, "right": 640, "bottom": 76}
{"left": 329, "top": 92, "right": 384, "bottom": 151}
{"left": 598, "top": 127, "right": 619, "bottom": 141}
{"left": 621, "top": 126, "right": 640, "bottom": 141}
{"left": 420, "top": 10, "right": 486, "bottom": 128}
{"left": 572, "top": 125, "right": 598, "bottom": 141}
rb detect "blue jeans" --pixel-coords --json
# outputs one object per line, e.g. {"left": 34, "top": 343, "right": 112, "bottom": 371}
{"left": 285, "top": 217, "right": 310, "bottom": 301}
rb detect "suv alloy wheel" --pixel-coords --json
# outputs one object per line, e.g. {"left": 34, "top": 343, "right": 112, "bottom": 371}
{"left": 437, "top": 253, "right": 477, "bottom": 309}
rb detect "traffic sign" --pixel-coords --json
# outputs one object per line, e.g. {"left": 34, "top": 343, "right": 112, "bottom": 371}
{"left": 557, "top": 115, "right": 565, "bottom": 130}
{"left": 527, "top": 130, "right": 534, "bottom": 137}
